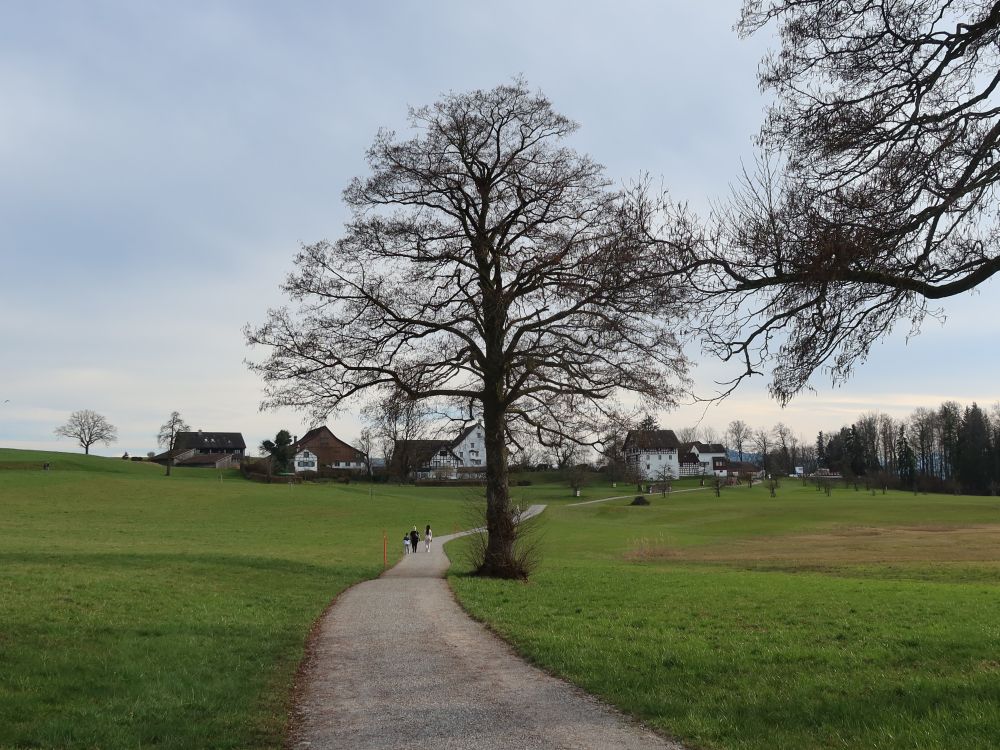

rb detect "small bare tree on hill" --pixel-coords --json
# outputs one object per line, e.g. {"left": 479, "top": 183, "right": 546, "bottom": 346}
{"left": 157, "top": 410, "right": 190, "bottom": 476}
{"left": 55, "top": 410, "right": 117, "bottom": 455}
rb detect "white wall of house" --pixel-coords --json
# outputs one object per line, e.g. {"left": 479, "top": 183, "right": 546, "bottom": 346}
{"left": 294, "top": 449, "right": 318, "bottom": 472}
{"left": 453, "top": 424, "right": 485, "bottom": 467}
{"left": 294, "top": 449, "right": 366, "bottom": 472}
{"left": 691, "top": 446, "right": 729, "bottom": 477}
{"left": 328, "top": 458, "right": 366, "bottom": 469}
{"left": 628, "top": 449, "right": 680, "bottom": 480}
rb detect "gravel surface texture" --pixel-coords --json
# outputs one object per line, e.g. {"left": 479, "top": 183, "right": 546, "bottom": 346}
{"left": 291, "top": 505, "right": 685, "bottom": 750}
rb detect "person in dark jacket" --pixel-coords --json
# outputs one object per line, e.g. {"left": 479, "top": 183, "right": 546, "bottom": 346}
{"left": 410, "top": 527, "right": 421, "bottom": 553}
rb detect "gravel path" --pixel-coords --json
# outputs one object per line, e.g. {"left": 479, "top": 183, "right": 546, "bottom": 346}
{"left": 291, "top": 505, "right": 684, "bottom": 750}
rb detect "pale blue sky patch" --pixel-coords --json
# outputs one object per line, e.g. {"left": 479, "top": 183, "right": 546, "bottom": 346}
{"left": 1, "top": 1, "right": 994, "bottom": 456}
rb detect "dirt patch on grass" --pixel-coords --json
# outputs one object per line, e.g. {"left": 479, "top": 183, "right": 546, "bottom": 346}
{"left": 627, "top": 524, "right": 1000, "bottom": 566}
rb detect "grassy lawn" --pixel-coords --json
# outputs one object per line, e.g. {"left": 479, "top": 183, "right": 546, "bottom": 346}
{"left": 449, "top": 481, "right": 1000, "bottom": 750}
{"left": 0, "top": 449, "right": 474, "bottom": 749}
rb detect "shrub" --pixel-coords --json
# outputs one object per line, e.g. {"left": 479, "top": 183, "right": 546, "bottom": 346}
{"left": 630, "top": 495, "right": 650, "bottom": 506}
{"left": 462, "top": 501, "right": 542, "bottom": 580}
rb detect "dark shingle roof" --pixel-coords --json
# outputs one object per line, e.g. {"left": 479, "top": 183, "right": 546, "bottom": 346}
{"left": 292, "top": 425, "right": 365, "bottom": 456}
{"left": 624, "top": 430, "right": 681, "bottom": 450}
{"left": 681, "top": 441, "right": 728, "bottom": 455}
{"left": 173, "top": 431, "right": 246, "bottom": 451}
{"left": 698, "top": 442, "right": 727, "bottom": 454}
{"left": 449, "top": 423, "right": 481, "bottom": 449}
{"left": 390, "top": 439, "right": 459, "bottom": 470}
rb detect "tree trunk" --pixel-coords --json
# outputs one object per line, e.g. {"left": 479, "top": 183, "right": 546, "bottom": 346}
{"left": 477, "top": 394, "right": 520, "bottom": 578}
{"left": 165, "top": 458, "right": 172, "bottom": 477}
{"left": 84, "top": 444, "right": 90, "bottom": 455}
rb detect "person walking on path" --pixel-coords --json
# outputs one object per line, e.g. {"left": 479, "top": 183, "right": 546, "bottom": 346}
{"left": 402, "top": 533, "right": 410, "bottom": 555}
{"left": 409, "top": 527, "right": 420, "bottom": 554}
{"left": 424, "top": 524, "right": 432, "bottom": 551}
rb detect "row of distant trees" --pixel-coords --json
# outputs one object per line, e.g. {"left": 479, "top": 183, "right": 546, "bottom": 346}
{"left": 816, "top": 403, "right": 1000, "bottom": 495}
{"left": 55, "top": 402, "right": 1000, "bottom": 497}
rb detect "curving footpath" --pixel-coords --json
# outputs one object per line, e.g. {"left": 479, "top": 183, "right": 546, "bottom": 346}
{"left": 291, "top": 504, "right": 684, "bottom": 750}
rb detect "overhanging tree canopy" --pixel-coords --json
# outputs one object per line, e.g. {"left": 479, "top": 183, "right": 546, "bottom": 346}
{"left": 247, "top": 81, "right": 692, "bottom": 578}
{"left": 696, "top": 0, "right": 1000, "bottom": 403}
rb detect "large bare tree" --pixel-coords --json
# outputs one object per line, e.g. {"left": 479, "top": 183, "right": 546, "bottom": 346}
{"left": 696, "top": 1, "right": 1000, "bottom": 403}
{"left": 55, "top": 409, "right": 117, "bottom": 455}
{"left": 247, "top": 81, "right": 691, "bottom": 578}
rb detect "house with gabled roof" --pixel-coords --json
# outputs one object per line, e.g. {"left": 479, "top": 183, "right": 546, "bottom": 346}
{"left": 291, "top": 426, "right": 367, "bottom": 473}
{"left": 152, "top": 430, "right": 246, "bottom": 469}
{"left": 624, "top": 430, "right": 731, "bottom": 479}
{"left": 682, "top": 441, "right": 730, "bottom": 477}
{"left": 450, "top": 422, "right": 485, "bottom": 468}
{"left": 623, "top": 429, "right": 682, "bottom": 479}
{"left": 391, "top": 421, "right": 485, "bottom": 479}
{"left": 390, "top": 438, "right": 461, "bottom": 478}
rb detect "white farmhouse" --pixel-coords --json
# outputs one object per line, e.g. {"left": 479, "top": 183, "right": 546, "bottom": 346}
{"left": 391, "top": 422, "right": 488, "bottom": 479}
{"left": 623, "top": 429, "right": 683, "bottom": 479}
{"left": 624, "top": 431, "right": 731, "bottom": 479}
{"left": 680, "top": 442, "right": 730, "bottom": 477}
{"left": 451, "top": 423, "right": 485, "bottom": 468}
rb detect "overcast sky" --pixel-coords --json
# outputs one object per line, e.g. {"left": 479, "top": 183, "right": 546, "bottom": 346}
{"left": 2, "top": 1, "right": 997, "bottom": 457}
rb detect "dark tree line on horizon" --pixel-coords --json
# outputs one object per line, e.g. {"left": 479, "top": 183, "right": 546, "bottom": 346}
{"left": 815, "top": 402, "right": 1000, "bottom": 496}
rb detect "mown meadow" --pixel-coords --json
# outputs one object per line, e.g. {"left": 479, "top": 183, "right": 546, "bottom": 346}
{"left": 450, "top": 480, "right": 1000, "bottom": 749}
{"left": 0, "top": 448, "right": 478, "bottom": 749}
{"left": 6, "top": 448, "right": 999, "bottom": 749}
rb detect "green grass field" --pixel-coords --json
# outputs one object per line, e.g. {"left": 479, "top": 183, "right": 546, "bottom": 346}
{"left": 449, "top": 481, "right": 1000, "bottom": 750}
{"left": 6, "top": 449, "right": 999, "bottom": 749}
{"left": 0, "top": 449, "right": 479, "bottom": 749}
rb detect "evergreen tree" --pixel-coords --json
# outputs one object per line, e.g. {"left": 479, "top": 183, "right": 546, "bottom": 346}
{"left": 938, "top": 401, "right": 962, "bottom": 480}
{"left": 638, "top": 414, "right": 659, "bottom": 432}
{"left": 848, "top": 424, "right": 866, "bottom": 476}
{"left": 957, "top": 404, "right": 992, "bottom": 495}
{"left": 896, "top": 425, "right": 916, "bottom": 489}
{"left": 824, "top": 428, "right": 849, "bottom": 475}
{"left": 261, "top": 429, "right": 295, "bottom": 474}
